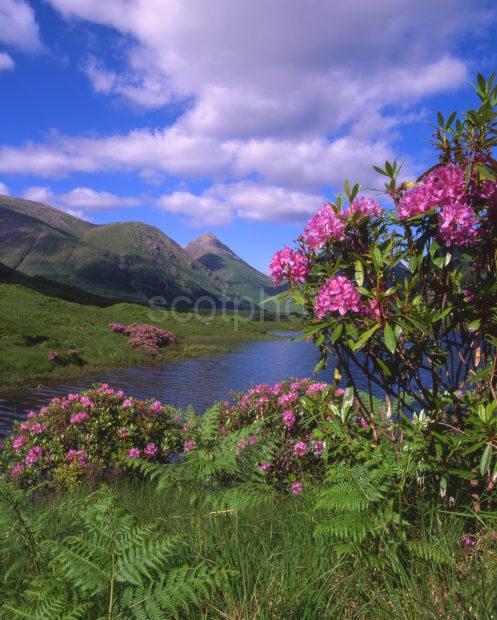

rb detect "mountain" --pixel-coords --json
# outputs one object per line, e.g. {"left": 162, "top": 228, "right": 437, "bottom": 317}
{"left": 185, "top": 233, "right": 277, "bottom": 306}
{"left": 0, "top": 197, "right": 227, "bottom": 306}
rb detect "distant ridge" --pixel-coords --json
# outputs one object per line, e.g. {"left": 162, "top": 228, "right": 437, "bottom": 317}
{"left": 0, "top": 196, "right": 281, "bottom": 310}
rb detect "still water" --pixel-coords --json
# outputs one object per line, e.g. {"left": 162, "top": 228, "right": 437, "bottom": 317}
{"left": 0, "top": 332, "right": 384, "bottom": 437}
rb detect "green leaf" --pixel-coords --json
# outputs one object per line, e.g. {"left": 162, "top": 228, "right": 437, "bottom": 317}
{"left": 351, "top": 323, "right": 380, "bottom": 351}
{"left": 354, "top": 260, "right": 364, "bottom": 287}
{"left": 330, "top": 323, "right": 343, "bottom": 344}
{"left": 480, "top": 444, "right": 492, "bottom": 477}
{"left": 376, "top": 357, "right": 392, "bottom": 377}
{"left": 468, "top": 319, "right": 481, "bottom": 332}
{"left": 384, "top": 323, "right": 397, "bottom": 354}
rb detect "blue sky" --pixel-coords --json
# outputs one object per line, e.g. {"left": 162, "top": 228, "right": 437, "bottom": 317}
{"left": 0, "top": 0, "right": 496, "bottom": 272}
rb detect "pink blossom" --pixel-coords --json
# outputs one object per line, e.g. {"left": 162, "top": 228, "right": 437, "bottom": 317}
{"left": 79, "top": 396, "right": 94, "bottom": 408}
{"left": 259, "top": 462, "right": 272, "bottom": 472}
{"left": 315, "top": 275, "right": 361, "bottom": 318}
{"left": 306, "top": 383, "right": 328, "bottom": 396}
{"left": 12, "top": 435, "right": 28, "bottom": 452}
{"left": 278, "top": 392, "right": 298, "bottom": 406}
{"left": 303, "top": 204, "right": 345, "bottom": 251}
{"left": 27, "top": 410, "right": 37, "bottom": 419}
{"left": 116, "top": 390, "right": 124, "bottom": 398}
{"left": 70, "top": 411, "right": 89, "bottom": 425}
{"left": 312, "top": 440, "right": 325, "bottom": 455}
{"left": 47, "top": 351, "right": 59, "bottom": 362}
{"left": 144, "top": 443, "right": 159, "bottom": 458}
{"left": 348, "top": 196, "right": 382, "bottom": 219}
{"left": 269, "top": 247, "right": 310, "bottom": 285}
{"left": 292, "top": 441, "right": 308, "bottom": 457}
{"left": 122, "top": 399, "right": 134, "bottom": 408}
{"left": 360, "top": 417, "right": 369, "bottom": 429}
{"left": 67, "top": 449, "right": 88, "bottom": 467}
{"left": 291, "top": 481, "right": 304, "bottom": 495}
{"left": 149, "top": 400, "right": 163, "bottom": 414}
{"left": 249, "top": 435, "right": 257, "bottom": 445}
{"left": 282, "top": 410, "right": 296, "bottom": 428}
{"left": 127, "top": 447, "right": 140, "bottom": 458}
{"left": 117, "top": 427, "right": 129, "bottom": 439}
{"left": 438, "top": 202, "right": 478, "bottom": 247}
{"left": 10, "top": 463, "right": 24, "bottom": 477}
{"left": 184, "top": 439, "right": 197, "bottom": 453}
{"left": 68, "top": 393, "right": 80, "bottom": 402}
{"left": 29, "top": 422, "right": 44, "bottom": 434}
{"left": 25, "top": 446, "right": 43, "bottom": 466}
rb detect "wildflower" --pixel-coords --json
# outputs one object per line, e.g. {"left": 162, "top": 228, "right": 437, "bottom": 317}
{"left": 70, "top": 411, "right": 89, "bottom": 425}
{"left": 144, "top": 443, "right": 159, "bottom": 458}
{"left": 12, "top": 435, "right": 28, "bottom": 452}
{"left": 270, "top": 247, "right": 310, "bottom": 285}
{"left": 116, "top": 390, "right": 124, "bottom": 398}
{"left": 438, "top": 202, "right": 478, "bottom": 247}
{"left": 183, "top": 439, "right": 196, "bottom": 453}
{"left": 303, "top": 204, "right": 345, "bottom": 250}
{"left": 311, "top": 440, "right": 325, "bottom": 455}
{"left": 259, "top": 462, "right": 271, "bottom": 472}
{"left": 127, "top": 447, "right": 140, "bottom": 458}
{"left": 67, "top": 449, "right": 88, "bottom": 467}
{"left": 282, "top": 410, "right": 296, "bottom": 428}
{"left": 306, "top": 383, "right": 328, "bottom": 396}
{"left": 360, "top": 417, "right": 369, "bottom": 429}
{"left": 461, "top": 534, "right": 475, "bottom": 550}
{"left": 348, "top": 196, "right": 382, "bottom": 219}
{"left": 149, "top": 400, "right": 163, "bottom": 414}
{"left": 25, "top": 446, "right": 43, "bottom": 466}
{"left": 122, "top": 399, "right": 134, "bottom": 408}
{"left": 249, "top": 435, "right": 257, "bottom": 446}
{"left": 292, "top": 441, "right": 308, "bottom": 457}
{"left": 47, "top": 351, "right": 59, "bottom": 362}
{"left": 68, "top": 393, "right": 80, "bottom": 401}
{"left": 278, "top": 392, "right": 298, "bottom": 406}
{"left": 315, "top": 275, "right": 361, "bottom": 318}
{"left": 27, "top": 410, "right": 37, "bottom": 419}
{"left": 10, "top": 463, "right": 24, "bottom": 477}
{"left": 291, "top": 481, "right": 304, "bottom": 495}
{"left": 79, "top": 396, "right": 94, "bottom": 408}
{"left": 29, "top": 422, "right": 44, "bottom": 434}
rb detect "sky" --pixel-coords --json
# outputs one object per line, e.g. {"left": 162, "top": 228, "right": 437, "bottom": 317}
{"left": 0, "top": 0, "right": 496, "bottom": 272}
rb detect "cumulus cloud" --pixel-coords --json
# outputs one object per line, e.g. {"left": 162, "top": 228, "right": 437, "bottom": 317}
{"left": 0, "top": 51, "right": 14, "bottom": 70}
{"left": 157, "top": 182, "right": 324, "bottom": 226}
{"left": 22, "top": 185, "right": 142, "bottom": 215}
{"left": 0, "top": 180, "right": 9, "bottom": 194}
{"left": 0, "top": 0, "right": 43, "bottom": 52}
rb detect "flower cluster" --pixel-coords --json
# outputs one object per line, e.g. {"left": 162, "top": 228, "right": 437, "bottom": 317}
{"left": 269, "top": 247, "right": 310, "bottom": 285}
{"left": 439, "top": 202, "right": 479, "bottom": 247}
{"left": 109, "top": 322, "right": 177, "bottom": 355}
{"left": 1, "top": 385, "right": 185, "bottom": 488}
{"left": 348, "top": 196, "right": 382, "bottom": 219}
{"left": 208, "top": 379, "right": 356, "bottom": 492}
{"left": 303, "top": 204, "right": 345, "bottom": 251}
{"left": 314, "top": 275, "right": 361, "bottom": 318}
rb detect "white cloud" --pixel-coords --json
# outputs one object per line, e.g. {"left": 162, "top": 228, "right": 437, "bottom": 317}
{"left": 157, "top": 182, "right": 324, "bottom": 226}
{"left": 0, "top": 180, "right": 9, "bottom": 194}
{"left": 22, "top": 185, "right": 142, "bottom": 215}
{"left": 0, "top": 51, "right": 14, "bottom": 70}
{"left": 0, "top": 0, "right": 42, "bottom": 52}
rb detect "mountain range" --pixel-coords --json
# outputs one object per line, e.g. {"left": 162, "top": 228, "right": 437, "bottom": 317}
{"left": 0, "top": 194, "right": 281, "bottom": 311}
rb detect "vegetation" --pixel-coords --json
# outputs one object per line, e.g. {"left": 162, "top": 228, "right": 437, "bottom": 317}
{"left": 0, "top": 280, "right": 298, "bottom": 394}
{"left": 2, "top": 75, "right": 497, "bottom": 618}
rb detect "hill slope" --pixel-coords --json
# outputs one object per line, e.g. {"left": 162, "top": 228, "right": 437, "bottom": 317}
{"left": 186, "top": 233, "right": 275, "bottom": 304}
{"left": 0, "top": 197, "right": 225, "bottom": 305}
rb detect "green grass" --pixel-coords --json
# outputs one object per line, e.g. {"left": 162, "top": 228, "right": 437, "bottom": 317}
{"left": 0, "top": 281, "right": 299, "bottom": 395}
{"left": 2, "top": 478, "right": 496, "bottom": 619}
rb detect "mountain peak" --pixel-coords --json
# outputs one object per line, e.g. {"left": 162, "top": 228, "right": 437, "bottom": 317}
{"left": 185, "top": 233, "right": 237, "bottom": 260}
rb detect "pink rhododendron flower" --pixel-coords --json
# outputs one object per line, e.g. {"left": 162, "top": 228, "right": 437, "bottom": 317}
{"left": 270, "top": 247, "right": 310, "bottom": 285}
{"left": 315, "top": 275, "right": 361, "bottom": 318}
{"left": 348, "top": 196, "right": 382, "bottom": 218}
{"left": 282, "top": 410, "right": 296, "bottom": 428}
{"left": 291, "top": 481, "right": 304, "bottom": 495}
{"left": 70, "top": 411, "right": 89, "bottom": 425}
{"left": 122, "top": 399, "right": 134, "bottom": 408}
{"left": 259, "top": 462, "right": 271, "bottom": 472}
{"left": 25, "top": 446, "right": 43, "bottom": 466}
{"left": 47, "top": 351, "right": 59, "bottom": 362}
{"left": 184, "top": 439, "right": 196, "bottom": 453}
{"left": 360, "top": 417, "right": 369, "bottom": 429}
{"left": 312, "top": 440, "right": 325, "bottom": 455}
{"left": 67, "top": 449, "right": 88, "bottom": 467}
{"left": 10, "top": 463, "right": 24, "bottom": 477}
{"left": 79, "top": 396, "right": 94, "bottom": 408}
{"left": 292, "top": 441, "right": 308, "bottom": 457}
{"left": 144, "top": 443, "right": 159, "bottom": 458}
{"left": 116, "top": 390, "right": 124, "bottom": 398}
{"left": 127, "top": 447, "right": 140, "bottom": 458}
{"left": 27, "top": 410, "right": 37, "bottom": 419}
{"left": 68, "top": 393, "right": 79, "bottom": 402}
{"left": 303, "top": 204, "right": 345, "bottom": 251}
{"left": 149, "top": 400, "right": 163, "bottom": 414}
{"left": 306, "top": 383, "right": 328, "bottom": 396}
{"left": 439, "top": 202, "right": 479, "bottom": 247}
{"left": 12, "top": 435, "right": 28, "bottom": 452}
{"left": 249, "top": 435, "right": 257, "bottom": 445}
{"left": 29, "top": 422, "right": 44, "bottom": 434}
{"left": 278, "top": 392, "right": 298, "bottom": 406}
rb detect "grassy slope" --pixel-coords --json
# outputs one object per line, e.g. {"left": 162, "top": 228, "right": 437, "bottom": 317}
{"left": 0, "top": 281, "right": 298, "bottom": 394}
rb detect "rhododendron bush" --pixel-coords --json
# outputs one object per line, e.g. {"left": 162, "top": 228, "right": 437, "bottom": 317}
{"left": 270, "top": 74, "right": 497, "bottom": 418}
{"left": 109, "top": 322, "right": 176, "bottom": 355}
{"left": 1, "top": 385, "right": 185, "bottom": 488}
